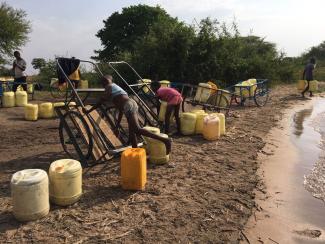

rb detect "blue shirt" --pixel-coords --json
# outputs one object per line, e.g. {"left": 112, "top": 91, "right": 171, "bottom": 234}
{"left": 110, "top": 83, "right": 127, "bottom": 99}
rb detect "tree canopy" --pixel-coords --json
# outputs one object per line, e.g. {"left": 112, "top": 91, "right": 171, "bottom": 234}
{"left": 303, "top": 41, "right": 325, "bottom": 61}
{"left": 93, "top": 4, "right": 176, "bottom": 61}
{"left": 94, "top": 4, "right": 294, "bottom": 84}
{"left": 0, "top": 2, "right": 31, "bottom": 65}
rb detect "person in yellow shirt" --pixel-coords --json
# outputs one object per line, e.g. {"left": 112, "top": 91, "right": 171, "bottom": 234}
{"left": 68, "top": 57, "right": 81, "bottom": 88}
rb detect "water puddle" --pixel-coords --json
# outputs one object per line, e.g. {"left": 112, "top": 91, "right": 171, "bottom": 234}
{"left": 243, "top": 98, "right": 325, "bottom": 243}
{"left": 290, "top": 99, "right": 325, "bottom": 229}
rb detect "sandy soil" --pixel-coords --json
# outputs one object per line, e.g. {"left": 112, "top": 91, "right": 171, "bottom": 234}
{"left": 0, "top": 85, "right": 308, "bottom": 243}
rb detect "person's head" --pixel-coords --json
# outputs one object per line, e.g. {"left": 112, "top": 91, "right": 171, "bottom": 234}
{"left": 101, "top": 75, "right": 113, "bottom": 87}
{"left": 151, "top": 81, "right": 161, "bottom": 92}
{"left": 14, "top": 51, "right": 21, "bottom": 59}
{"left": 310, "top": 57, "right": 316, "bottom": 64}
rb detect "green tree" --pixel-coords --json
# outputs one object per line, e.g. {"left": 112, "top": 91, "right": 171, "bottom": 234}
{"left": 0, "top": 2, "right": 31, "bottom": 64}
{"left": 93, "top": 4, "right": 175, "bottom": 61}
{"left": 131, "top": 18, "right": 195, "bottom": 82}
{"left": 32, "top": 59, "right": 56, "bottom": 87}
{"left": 303, "top": 41, "right": 325, "bottom": 61}
{"left": 31, "top": 58, "right": 46, "bottom": 70}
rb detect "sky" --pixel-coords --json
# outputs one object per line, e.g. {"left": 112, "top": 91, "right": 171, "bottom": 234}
{"left": 5, "top": 0, "right": 325, "bottom": 74}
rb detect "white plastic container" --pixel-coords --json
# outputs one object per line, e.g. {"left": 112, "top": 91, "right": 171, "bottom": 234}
{"left": 39, "top": 102, "right": 54, "bottom": 119}
{"left": 49, "top": 159, "right": 82, "bottom": 206}
{"left": 211, "top": 113, "right": 226, "bottom": 135}
{"left": 2, "top": 92, "right": 15, "bottom": 107}
{"left": 159, "top": 101, "right": 175, "bottom": 122}
{"left": 180, "top": 112, "right": 197, "bottom": 135}
{"left": 11, "top": 169, "right": 49, "bottom": 222}
{"left": 194, "top": 83, "right": 212, "bottom": 103}
{"left": 143, "top": 126, "right": 161, "bottom": 154}
{"left": 147, "top": 133, "right": 170, "bottom": 164}
{"left": 202, "top": 114, "right": 220, "bottom": 140}
{"left": 24, "top": 104, "right": 38, "bottom": 121}
{"left": 193, "top": 111, "right": 208, "bottom": 134}
{"left": 15, "top": 91, "right": 28, "bottom": 107}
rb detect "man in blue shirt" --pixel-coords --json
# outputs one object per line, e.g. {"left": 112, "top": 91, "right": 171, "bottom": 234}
{"left": 302, "top": 57, "right": 316, "bottom": 97}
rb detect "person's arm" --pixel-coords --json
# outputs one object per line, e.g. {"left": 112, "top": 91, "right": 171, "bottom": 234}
{"left": 84, "top": 97, "right": 105, "bottom": 114}
{"left": 83, "top": 85, "right": 111, "bottom": 114}
{"left": 16, "top": 60, "right": 26, "bottom": 71}
{"left": 12, "top": 61, "right": 16, "bottom": 70}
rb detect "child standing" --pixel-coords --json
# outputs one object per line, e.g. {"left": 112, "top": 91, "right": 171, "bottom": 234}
{"left": 151, "top": 81, "right": 183, "bottom": 134}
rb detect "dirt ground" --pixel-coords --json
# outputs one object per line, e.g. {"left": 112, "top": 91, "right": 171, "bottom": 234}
{"left": 0, "top": 85, "right": 310, "bottom": 243}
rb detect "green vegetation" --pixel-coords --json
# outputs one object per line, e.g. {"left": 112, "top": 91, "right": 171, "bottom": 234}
{"left": 0, "top": 2, "right": 31, "bottom": 65}
{"left": 94, "top": 5, "right": 296, "bottom": 86}
{"left": 31, "top": 58, "right": 56, "bottom": 88}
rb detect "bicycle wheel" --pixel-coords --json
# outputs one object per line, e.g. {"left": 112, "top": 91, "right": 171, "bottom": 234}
{"left": 59, "top": 111, "right": 93, "bottom": 161}
{"left": 254, "top": 85, "right": 269, "bottom": 107}
{"left": 206, "top": 93, "right": 230, "bottom": 111}
{"left": 50, "top": 84, "right": 69, "bottom": 99}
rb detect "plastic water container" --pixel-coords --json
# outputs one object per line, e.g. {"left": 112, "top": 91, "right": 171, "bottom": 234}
{"left": 216, "top": 90, "right": 231, "bottom": 108}
{"left": 159, "top": 80, "right": 170, "bottom": 88}
{"left": 143, "top": 126, "right": 160, "bottom": 154}
{"left": 297, "top": 80, "right": 306, "bottom": 91}
{"left": 235, "top": 81, "right": 254, "bottom": 98}
{"left": 158, "top": 101, "right": 175, "bottom": 122}
{"left": 11, "top": 169, "right": 49, "bottom": 222}
{"left": 309, "top": 80, "right": 318, "bottom": 92}
{"left": 24, "top": 104, "right": 38, "bottom": 121}
{"left": 53, "top": 102, "right": 65, "bottom": 117}
{"left": 180, "top": 112, "right": 197, "bottom": 135}
{"left": 147, "top": 133, "right": 170, "bottom": 164}
{"left": 202, "top": 114, "right": 220, "bottom": 140}
{"left": 194, "top": 83, "right": 212, "bottom": 103}
{"left": 211, "top": 113, "right": 226, "bottom": 135}
{"left": 191, "top": 109, "right": 205, "bottom": 114}
{"left": 138, "top": 79, "right": 151, "bottom": 93}
{"left": 39, "top": 102, "right": 54, "bottom": 118}
{"left": 15, "top": 91, "right": 28, "bottom": 107}
{"left": 121, "top": 148, "right": 147, "bottom": 190}
{"left": 49, "top": 159, "right": 82, "bottom": 206}
{"left": 80, "top": 80, "right": 88, "bottom": 89}
{"left": 68, "top": 102, "right": 77, "bottom": 106}
{"left": 192, "top": 110, "right": 208, "bottom": 134}
{"left": 2, "top": 92, "right": 15, "bottom": 107}
{"left": 27, "top": 84, "right": 34, "bottom": 94}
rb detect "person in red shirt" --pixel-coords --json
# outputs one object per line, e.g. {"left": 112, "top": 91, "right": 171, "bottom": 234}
{"left": 151, "top": 81, "right": 183, "bottom": 134}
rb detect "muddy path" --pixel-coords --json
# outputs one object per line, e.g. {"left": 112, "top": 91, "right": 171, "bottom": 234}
{"left": 0, "top": 85, "right": 311, "bottom": 243}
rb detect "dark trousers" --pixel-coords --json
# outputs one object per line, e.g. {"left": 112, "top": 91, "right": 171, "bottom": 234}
{"left": 302, "top": 79, "right": 312, "bottom": 96}
{"left": 13, "top": 76, "right": 27, "bottom": 92}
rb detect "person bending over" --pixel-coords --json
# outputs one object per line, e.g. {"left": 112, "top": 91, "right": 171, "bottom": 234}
{"left": 302, "top": 57, "right": 316, "bottom": 97}
{"left": 151, "top": 81, "right": 182, "bottom": 134}
{"left": 84, "top": 75, "right": 171, "bottom": 153}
